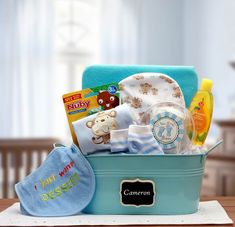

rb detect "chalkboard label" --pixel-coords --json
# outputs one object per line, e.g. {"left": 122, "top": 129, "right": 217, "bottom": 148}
{"left": 120, "top": 179, "right": 155, "bottom": 207}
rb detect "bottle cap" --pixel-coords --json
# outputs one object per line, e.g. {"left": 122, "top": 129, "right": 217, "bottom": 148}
{"left": 200, "top": 79, "right": 213, "bottom": 91}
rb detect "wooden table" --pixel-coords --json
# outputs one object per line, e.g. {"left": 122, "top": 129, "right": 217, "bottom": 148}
{"left": 0, "top": 197, "right": 234, "bottom": 227}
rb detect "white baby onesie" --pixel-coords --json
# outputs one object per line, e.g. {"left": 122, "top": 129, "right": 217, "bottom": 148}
{"left": 72, "top": 104, "right": 135, "bottom": 155}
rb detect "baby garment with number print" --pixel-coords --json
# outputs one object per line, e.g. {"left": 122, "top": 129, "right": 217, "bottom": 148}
{"left": 119, "top": 73, "right": 185, "bottom": 124}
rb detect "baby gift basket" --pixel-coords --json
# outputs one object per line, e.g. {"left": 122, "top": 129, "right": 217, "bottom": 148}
{"left": 15, "top": 65, "right": 220, "bottom": 217}
{"left": 80, "top": 65, "right": 216, "bottom": 215}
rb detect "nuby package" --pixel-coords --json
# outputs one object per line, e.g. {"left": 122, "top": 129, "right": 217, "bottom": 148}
{"left": 63, "top": 83, "right": 120, "bottom": 144}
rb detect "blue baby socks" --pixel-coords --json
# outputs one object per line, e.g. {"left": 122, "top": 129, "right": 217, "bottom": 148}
{"left": 127, "top": 125, "right": 164, "bottom": 154}
{"left": 110, "top": 125, "right": 164, "bottom": 155}
{"left": 110, "top": 129, "right": 129, "bottom": 153}
{"left": 15, "top": 144, "right": 95, "bottom": 217}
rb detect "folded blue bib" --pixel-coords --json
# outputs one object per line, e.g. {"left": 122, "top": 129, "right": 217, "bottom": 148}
{"left": 15, "top": 144, "right": 95, "bottom": 217}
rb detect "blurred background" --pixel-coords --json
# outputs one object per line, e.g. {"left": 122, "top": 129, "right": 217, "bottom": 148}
{"left": 1, "top": 0, "right": 235, "bottom": 198}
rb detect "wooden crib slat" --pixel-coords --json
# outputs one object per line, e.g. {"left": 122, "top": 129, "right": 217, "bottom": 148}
{"left": 11, "top": 148, "right": 22, "bottom": 168}
{"left": 14, "top": 150, "right": 20, "bottom": 183}
{"left": 37, "top": 151, "right": 42, "bottom": 168}
{"left": 26, "top": 151, "right": 32, "bottom": 175}
{"left": 2, "top": 151, "right": 8, "bottom": 198}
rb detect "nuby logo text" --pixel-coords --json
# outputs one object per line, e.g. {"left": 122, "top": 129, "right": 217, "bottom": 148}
{"left": 66, "top": 100, "right": 90, "bottom": 111}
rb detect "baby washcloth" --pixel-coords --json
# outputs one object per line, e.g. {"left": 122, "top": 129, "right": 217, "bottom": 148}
{"left": 72, "top": 104, "right": 135, "bottom": 155}
{"left": 119, "top": 73, "right": 185, "bottom": 124}
{"left": 15, "top": 144, "right": 95, "bottom": 217}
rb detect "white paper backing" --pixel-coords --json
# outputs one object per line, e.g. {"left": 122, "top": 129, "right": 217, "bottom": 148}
{"left": 0, "top": 201, "right": 233, "bottom": 226}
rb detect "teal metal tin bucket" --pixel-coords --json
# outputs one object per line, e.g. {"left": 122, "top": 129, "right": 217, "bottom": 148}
{"left": 84, "top": 154, "right": 206, "bottom": 215}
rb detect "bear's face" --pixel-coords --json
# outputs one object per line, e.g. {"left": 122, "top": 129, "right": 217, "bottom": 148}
{"left": 97, "top": 91, "right": 119, "bottom": 110}
{"left": 173, "top": 87, "right": 182, "bottom": 98}
{"left": 131, "top": 97, "right": 142, "bottom": 109}
{"left": 134, "top": 74, "right": 144, "bottom": 80}
{"left": 140, "top": 83, "right": 152, "bottom": 93}
{"left": 86, "top": 111, "right": 117, "bottom": 136}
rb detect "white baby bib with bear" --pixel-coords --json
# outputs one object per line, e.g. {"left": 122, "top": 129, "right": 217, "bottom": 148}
{"left": 119, "top": 73, "right": 185, "bottom": 124}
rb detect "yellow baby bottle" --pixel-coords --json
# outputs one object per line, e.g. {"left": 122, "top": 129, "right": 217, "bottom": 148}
{"left": 189, "top": 79, "right": 213, "bottom": 146}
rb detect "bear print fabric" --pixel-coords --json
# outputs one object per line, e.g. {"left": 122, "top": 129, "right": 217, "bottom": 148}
{"left": 72, "top": 104, "right": 135, "bottom": 155}
{"left": 119, "top": 73, "right": 185, "bottom": 124}
{"left": 15, "top": 144, "right": 95, "bottom": 217}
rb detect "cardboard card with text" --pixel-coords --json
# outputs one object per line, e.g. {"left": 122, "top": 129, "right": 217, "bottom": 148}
{"left": 63, "top": 83, "right": 120, "bottom": 145}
